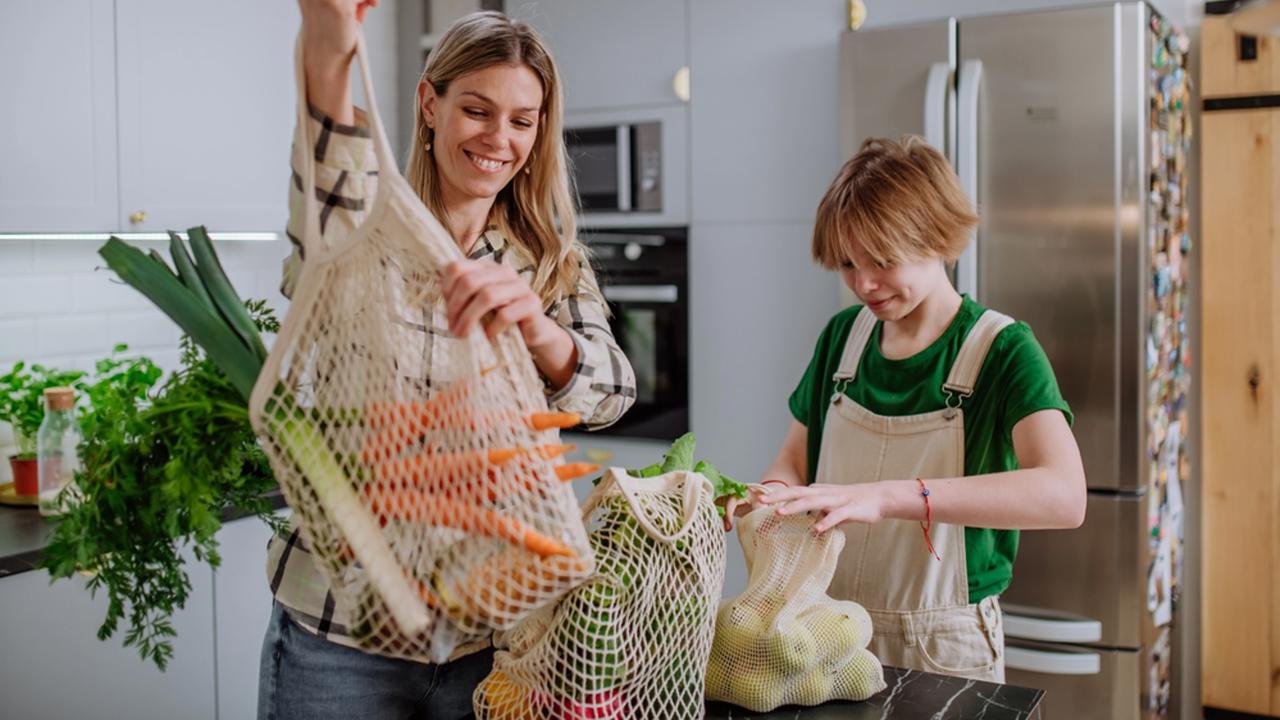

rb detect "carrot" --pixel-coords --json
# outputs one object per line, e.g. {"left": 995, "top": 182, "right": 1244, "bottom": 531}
{"left": 365, "top": 488, "right": 576, "bottom": 558}
{"left": 528, "top": 412, "right": 581, "bottom": 431}
{"left": 359, "top": 407, "right": 578, "bottom": 465}
{"left": 373, "top": 444, "right": 574, "bottom": 485}
{"left": 435, "top": 550, "right": 593, "bottom": 623}
{"left": 555, "top": 463, "right": 600, "bottom": 481}
{"left": 365, "top": 366, "right": 500, "bottom": 430}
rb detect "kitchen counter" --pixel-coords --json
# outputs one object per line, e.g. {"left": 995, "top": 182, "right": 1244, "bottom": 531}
{"left": 0, "top": 489, "right": 287, "bottom": 577}
{"left": 705, "top": 667, "right": 1044, "bottom": 719}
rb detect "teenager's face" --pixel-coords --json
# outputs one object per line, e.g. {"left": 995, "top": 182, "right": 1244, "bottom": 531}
{"left": 839, "top": 241, "right": 950, "bottom": 322}
{"left": 421, "top": 63, "right": 543, "bottom": 205}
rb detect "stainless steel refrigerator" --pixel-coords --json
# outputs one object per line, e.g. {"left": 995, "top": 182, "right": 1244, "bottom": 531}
{"left": 839, "top": 4, "right": 1192, "bottom": 719}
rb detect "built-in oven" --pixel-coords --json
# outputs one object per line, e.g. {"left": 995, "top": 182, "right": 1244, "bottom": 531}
{"left": 582, "top": 227, "right": 688, "bottom": 441}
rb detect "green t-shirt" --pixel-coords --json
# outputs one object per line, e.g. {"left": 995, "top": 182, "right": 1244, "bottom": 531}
{"left": 788, "top": 296, "right": 1072, "bottom": 603}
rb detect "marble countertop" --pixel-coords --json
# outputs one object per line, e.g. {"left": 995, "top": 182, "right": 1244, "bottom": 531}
{"left": 705, "top": 667, "right": 1044, "bottom": 719}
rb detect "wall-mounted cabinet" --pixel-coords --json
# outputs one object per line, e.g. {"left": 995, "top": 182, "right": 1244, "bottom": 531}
{"left": 0, "top": 0, "right": 300, "bottom": 235}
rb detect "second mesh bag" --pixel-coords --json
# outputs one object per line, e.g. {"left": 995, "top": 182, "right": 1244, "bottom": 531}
{"left": 473, "top": 468, "right": 727, "bottom": 720}
{"left": 246, "top": 33, "right": 595, "bottom": 662}
{"left": 705, "top": 506, "right": 887, "bottom": 711}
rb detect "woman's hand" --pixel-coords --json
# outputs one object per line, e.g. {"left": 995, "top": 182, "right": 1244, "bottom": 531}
{"left": 755, "top": 482, "right": 889, "bottom": 533}
{"left": 442, "top": 259, "right": 563, "bottom": 348}
{"left": 298, "top": 0, "right": 378, "bottom": 124}
{"left": 299, "top": 0, "right": 377, "bottom": 66}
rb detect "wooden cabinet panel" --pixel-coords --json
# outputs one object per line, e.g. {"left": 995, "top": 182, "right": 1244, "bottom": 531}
{"left": 1201, "top": 16, "right": 1280, "bottom": 99}
{"left": 1201, "top": 16, "right": 1280, "bottom": 713}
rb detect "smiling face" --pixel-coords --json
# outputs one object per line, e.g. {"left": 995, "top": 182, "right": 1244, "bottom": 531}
{"left": 839, "top": 242, "right": 951, "bottom": 322}
{"left": 420, "top": 62, "right": 544, "bottom": 209}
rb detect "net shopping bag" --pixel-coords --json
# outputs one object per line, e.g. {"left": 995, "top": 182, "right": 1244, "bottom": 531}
{"left": 474, "top": 467, "right": 727, "bottom": 720}
{"left": 705, "top": 505, "right": 886, "bottom": 711}
{"left": 247, "top": 32, "right": 594, "bottom": 662}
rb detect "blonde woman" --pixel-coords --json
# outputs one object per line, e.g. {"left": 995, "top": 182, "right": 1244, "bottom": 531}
{"left": 258, "top": 2, "right": 636, "bottom": 718}
{"left": 733, "top": 137, "right": 1086, "bottom": 682}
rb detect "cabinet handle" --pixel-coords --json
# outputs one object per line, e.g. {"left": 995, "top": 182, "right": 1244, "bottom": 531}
{"left": 673, "top": 66, "right": 690, "bottom": 103}
{"left": 129, "top": 210, "right": 147, "bottom": 225}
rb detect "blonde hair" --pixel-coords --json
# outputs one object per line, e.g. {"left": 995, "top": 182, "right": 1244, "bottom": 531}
{"left": 811, "top": 136, "right": 978, "bottom": 270}
{"left": 405, "top": 11, "right": 592, "bottom": 306}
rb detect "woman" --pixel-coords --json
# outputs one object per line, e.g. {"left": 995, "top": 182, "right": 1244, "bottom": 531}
{"left": 258, "top": 2, "right": 636, "bottom": 718}
{"left": 730, "top": 136, "right": 1086, "bottom": 682}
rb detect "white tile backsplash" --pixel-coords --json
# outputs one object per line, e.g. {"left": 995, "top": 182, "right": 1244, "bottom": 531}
{"left": 4, "top": 238, "right": 293, "bottom": 379}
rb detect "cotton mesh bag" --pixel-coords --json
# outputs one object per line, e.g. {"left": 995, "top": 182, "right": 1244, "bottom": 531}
{"left": 246, "top": 33, "right": 595, "bottom": 662}
{"left": 473, "top": 467, "right": 726, "bottom": 720}
{"left": 705, "top": 505, "right": 886, "bottom": 711}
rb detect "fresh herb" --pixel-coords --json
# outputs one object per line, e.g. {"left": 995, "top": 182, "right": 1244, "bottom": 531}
{"left": 39, "top": 308, "right": 285, "bottom": 670}
{"left": 0, "top": 362, "right": 88, "bottom": 458}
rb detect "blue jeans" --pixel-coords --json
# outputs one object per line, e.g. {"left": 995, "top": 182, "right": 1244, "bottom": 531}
{"left": 257, "top": 602, "right": 493, "bottom": 720}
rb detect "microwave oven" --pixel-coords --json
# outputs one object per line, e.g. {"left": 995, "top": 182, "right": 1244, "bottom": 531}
{"left": 563, "top": 106, "right": 689, "bottom": 228}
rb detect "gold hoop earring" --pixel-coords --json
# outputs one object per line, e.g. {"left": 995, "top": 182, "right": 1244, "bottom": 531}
{"left": 419, "top": 123, "right": 433, "bottom": 152}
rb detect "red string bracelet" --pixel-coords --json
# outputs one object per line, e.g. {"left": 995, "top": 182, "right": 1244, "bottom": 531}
{"left": 917, "top": 478, "right": 941, "bottom": 561}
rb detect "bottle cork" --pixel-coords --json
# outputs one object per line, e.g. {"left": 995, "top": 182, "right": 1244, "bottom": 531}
{"left": 43, "top": 387, "right": 75, "bottom": 412}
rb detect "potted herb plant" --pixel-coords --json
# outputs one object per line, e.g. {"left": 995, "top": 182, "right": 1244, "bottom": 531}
{"left": 0, "top": 362, "right": 87, "bottom": 496}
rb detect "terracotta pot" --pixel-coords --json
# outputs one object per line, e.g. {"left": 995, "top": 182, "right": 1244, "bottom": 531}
{"left": 9, "top": 455, "right": 37, "bottom": 496}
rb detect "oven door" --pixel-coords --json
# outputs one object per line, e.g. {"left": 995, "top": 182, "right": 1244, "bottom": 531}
{"left": 600, "top": 281, "right": 688, "bottom": 440}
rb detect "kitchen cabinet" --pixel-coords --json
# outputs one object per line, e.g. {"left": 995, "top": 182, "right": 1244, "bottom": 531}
{"left": 214, "top": 513, "right": 285, "bottom": 720}
{"left": 687, "top": 0, "right": 844, "bottom": 224}
{"left": 114, "top": 0, "right": 298, "bottom": 234}
{"left": 0, "top": 561, "right": 217, "bottom": 720}
{"left": 506, "top": 0, "right": 688, "bottom": 113}
{"left": 1200, "top": 14, "right": 1280, "bottom": 718}
{"left": 0, "top": 0, "right": 299, "bottom": 235}
{"left": 0, "top": 0, "right": 119, "bottom": 233}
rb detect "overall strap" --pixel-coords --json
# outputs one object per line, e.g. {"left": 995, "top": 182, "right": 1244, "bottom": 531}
{"left": 942, "top": 310, "right": 1015, "bottom": 399}
{"left": 832, "top": 307, "right": 879, "bottom": 382}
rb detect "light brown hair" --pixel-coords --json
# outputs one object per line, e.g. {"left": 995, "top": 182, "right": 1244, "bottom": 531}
{"left": 405, "top": 11, "right": 595, "bottom": 306}
{"left": 811, "top": 136, "right": 978, "bottom": 270}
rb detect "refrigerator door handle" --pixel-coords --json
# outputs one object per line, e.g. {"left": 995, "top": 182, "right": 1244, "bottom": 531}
{"left": 1006, "top": 646, "right": 1102, "bottom": 676}
{"left": 955, "top": 59, "right": 983, "bottom": 299}
{"left": 1004, "top": 611, "right": 1103, "bottom": 644}
{"left": 923, "top": 62, "right": 952, "bottom": 160}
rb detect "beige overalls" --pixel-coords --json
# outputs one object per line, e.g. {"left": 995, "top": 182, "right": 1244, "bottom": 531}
{"left": 815, "top": 306, "right": 1013, "bottom": 682}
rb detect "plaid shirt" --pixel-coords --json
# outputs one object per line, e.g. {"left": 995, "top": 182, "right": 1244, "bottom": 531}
{"left": 266, "top": 106, "right": 636, "bottom": 663}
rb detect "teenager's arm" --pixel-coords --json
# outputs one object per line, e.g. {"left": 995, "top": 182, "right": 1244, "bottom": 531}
{"left": 760, "top": 409, "right": 1087, "bottom": 532}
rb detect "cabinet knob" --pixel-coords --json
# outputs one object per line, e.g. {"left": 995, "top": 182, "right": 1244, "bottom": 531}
{"left": 673, "top": 66, "right": 690, "bottom": 103}
{"left": 129, "top": 210, "right": 147, "bottom": 225}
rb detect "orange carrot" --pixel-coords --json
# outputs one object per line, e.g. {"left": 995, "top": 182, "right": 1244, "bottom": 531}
{"left": 528, "top": 412, "right": 581, "bottom": 431}
{"left": 365, "top": 366, "right": 500, "bottom": 430}
{"left": 555, "top": 463, "right": 600, "bottom": 481}
{"left": 359, "top": 407, "right": 577, "bottom": 465}
{"left": 373, "top": 444, "right": 574, "bottom": 485}
{"left": 365, "top": 489, "right": 575, "bottom": 558}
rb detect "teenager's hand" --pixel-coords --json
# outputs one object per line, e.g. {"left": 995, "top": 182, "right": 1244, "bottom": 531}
{"left": 755, "top": 482, "right": 888, "bottom": 533}
{"left": 442, "top": 259, "right": 565, "bottom": 352}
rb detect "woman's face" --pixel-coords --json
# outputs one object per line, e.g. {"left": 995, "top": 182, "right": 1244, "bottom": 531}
{"left": 421, "top": 63, "right": 544, "bottom": 207}
{"left": 839, "top": 241, "right": 950, "bottom": 322}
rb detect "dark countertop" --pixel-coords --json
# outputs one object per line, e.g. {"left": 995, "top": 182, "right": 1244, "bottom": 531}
{"left": 705, "top": 666, "right": 1044, "bottom": 719}
{"left": 0, "top": 488, "right": 287, "bottom": 577}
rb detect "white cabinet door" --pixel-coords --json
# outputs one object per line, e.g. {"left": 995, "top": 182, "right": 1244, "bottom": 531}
{"left": 115, "top": 0, "right": 299, "bottom": 234}
{"left": 0, "top": 564, "right": 217, "bottom": 720}
{"left": 507, "top": 0, "right": 688, "bottom": 113}
{"left": 688, "top": 0, "right": 844, "bottom": 223}
{"left": 213, "top": 513, "right": 283, "bottom": 720}
{"left": 0, "top": 0, "right": 118, "bottom": 233}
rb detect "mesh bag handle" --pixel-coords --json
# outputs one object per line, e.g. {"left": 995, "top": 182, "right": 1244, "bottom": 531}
{"left": 581, "top": 467, "right": 710, "bottom": 545}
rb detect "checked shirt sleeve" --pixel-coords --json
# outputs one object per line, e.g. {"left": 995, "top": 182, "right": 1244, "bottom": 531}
{"left": 280, "top": 105, "right": 378, "bottom": 299}
{"left": 545, "top": 262, "right": 638, "bottom": 429}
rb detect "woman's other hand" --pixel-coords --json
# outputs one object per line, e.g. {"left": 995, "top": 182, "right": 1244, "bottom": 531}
{"left": 298, "top": 0, "right": 378, "bottom": 123}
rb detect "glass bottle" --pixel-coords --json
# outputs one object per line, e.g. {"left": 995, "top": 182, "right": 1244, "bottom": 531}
{"left": 37, "top": 386, "right": 82, "bottom": 517}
